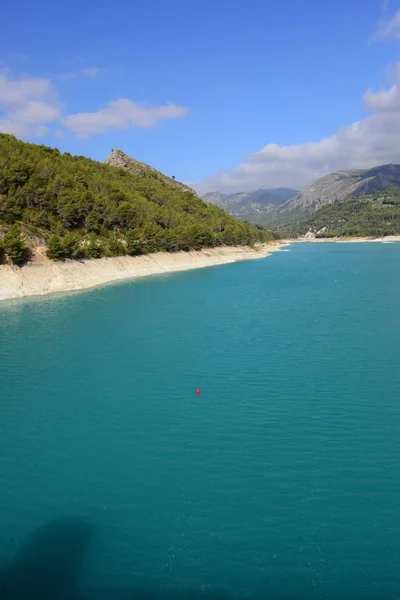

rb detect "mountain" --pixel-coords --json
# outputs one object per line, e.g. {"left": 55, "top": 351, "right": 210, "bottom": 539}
{"left": 0, "top": 134, "right": 271, "bottom": 265}
{"left": 202, "top": 188, "right": 297, "bottom": 223}
{"left": 284, "top": 187, "right": 400, "bottom": 238}
{"left": 264, "top": 164, "right": 400, "bottom": 227}
{"left": 105, "top": 148, "right": 198, "bottom": 196}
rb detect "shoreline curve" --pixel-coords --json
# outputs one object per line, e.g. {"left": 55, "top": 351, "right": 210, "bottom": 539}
{"left": 0, "top": 243, "right": 288, "bottom": 302}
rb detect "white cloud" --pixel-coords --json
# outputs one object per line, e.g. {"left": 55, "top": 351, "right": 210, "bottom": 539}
{"left": 0, "top": 74, "right": 54, "bottom": 108}
{"left": 13, "top": 100, "right": 60, "bottom": 125}
{"left": 0, "top": 69, "right": 187, "bottom": 140}
{"left": 363, "top": 84, "right": 399, "bottom": 110}
{"left": 193, "top": 65, "right": 400, "bottom": 194}
{"left": 62, "top": 99, "right": 187, "bottom": 137}
{"left": 372, "top": 9, "right": 400, "bottom": 40}
{"left": 0, "top": 74, "right": 60, "bottom": 137}
{"left": 363, "top": 63, "right": 400, "bottom": 111}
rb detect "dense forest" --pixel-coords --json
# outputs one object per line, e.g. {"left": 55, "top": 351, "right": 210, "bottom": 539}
{"left": 0, "top": 134, "right": 272, "bottom": 265}
{"left": 279, "top": 188, "right": 400, "bottom": 238}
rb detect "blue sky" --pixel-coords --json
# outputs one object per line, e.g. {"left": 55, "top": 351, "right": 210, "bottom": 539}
{"left": 1, "top": 0, "right": 400, "bottom": 192}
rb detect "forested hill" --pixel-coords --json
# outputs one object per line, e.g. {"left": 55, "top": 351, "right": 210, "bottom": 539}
{"left": 281, "top": 188, "right": 400, "bottom": 238}
{"left": 0, "top": 134, "right": 271, "bottom": 265}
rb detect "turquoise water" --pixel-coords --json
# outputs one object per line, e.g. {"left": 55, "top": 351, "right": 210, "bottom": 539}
{"left": 1, "top": 242, "right": 400, "bottom": 599}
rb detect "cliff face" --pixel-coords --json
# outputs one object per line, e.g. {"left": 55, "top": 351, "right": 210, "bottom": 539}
{"left": 105, "top": 149, "right": 199, "bottom": 196}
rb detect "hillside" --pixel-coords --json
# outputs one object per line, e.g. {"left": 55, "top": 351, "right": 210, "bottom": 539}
{"left": 105, "top": 148, "right": 198, "bottom": 196}
{"left": 283, "top": 188, "right": 400, "bottom": 238}
{"left": 0, "top": 134, "right": 271, "bottom": 265}
{"left": 202, "top": 188, "right": 297, "bottom": 223}
{"left": 263, "top": 164, "right": 400, "bottom": 227}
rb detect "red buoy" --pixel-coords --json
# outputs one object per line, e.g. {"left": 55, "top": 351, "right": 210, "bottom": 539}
{"left": 196, "top": 388, "right": 201, "bottom": 395}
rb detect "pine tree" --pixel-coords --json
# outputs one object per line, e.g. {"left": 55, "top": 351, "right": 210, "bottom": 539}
{"left": 46, "top": 235, "right": 66, "bottom": 260}
{"left": 3, "top": 225, "right": 30, "bottom": 266}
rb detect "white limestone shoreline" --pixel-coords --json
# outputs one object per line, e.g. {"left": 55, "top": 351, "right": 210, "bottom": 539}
{"left": 297, "top": 235, "right": 400, "bottom": 243}
{"left": 0, "top": 243, "right": 287, "bottom": 302}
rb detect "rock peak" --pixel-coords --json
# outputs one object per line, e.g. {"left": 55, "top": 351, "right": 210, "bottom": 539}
{"left": 104, "top": 149, "right": 199, "bottom": 197}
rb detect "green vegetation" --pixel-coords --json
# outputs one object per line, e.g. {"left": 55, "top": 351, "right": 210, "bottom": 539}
{"left": 0, "top": 134, "right": 272, "bottom": 265}
{"left": 1, "top": 224, "right": 30, "bottom": 265}
{"left": 280, "top": 188, "right": 400, "bottom": 238}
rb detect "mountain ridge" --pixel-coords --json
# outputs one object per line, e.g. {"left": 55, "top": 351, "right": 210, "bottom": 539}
{"left": 264, "top": 163, "right": 400, "bottom": 227}
{"left": 202, "top": 188, "right": 297, "bottom": 223}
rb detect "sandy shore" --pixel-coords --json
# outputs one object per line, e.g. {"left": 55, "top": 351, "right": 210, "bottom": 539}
{"left": 0, "top": 243, "right": 286, "bottom": 302}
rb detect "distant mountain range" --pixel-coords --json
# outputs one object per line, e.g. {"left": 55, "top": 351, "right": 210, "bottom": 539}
{"left": 202, "top": 188, "right": 298, "bottom": 223}
{"left": 203, "top": 164, "right": 400, "bottom": 229}
{"left": 264, "top": 163, "right": 400, "bottom": 227}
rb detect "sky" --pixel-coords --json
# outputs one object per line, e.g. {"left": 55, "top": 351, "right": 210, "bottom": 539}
{"left": 1, "top": 0, "right": 400, "bottom": 194}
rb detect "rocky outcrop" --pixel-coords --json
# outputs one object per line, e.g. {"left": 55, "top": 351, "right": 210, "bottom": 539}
{"left": 105, "top": 149, "right": 199, "bottom": 196}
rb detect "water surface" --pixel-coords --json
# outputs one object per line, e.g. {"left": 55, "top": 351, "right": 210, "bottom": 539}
{"left": 1, "top": 243, "right": 400, "bottom": 599}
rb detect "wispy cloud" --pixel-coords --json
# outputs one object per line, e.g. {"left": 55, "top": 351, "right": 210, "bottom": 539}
{"left": 192, "top": 63, "right": 400, "bottom": 194}
{"left": 81, "top": 67, "right": 101, "bottom": 79}
{"left": 10, "top": 53, "right": 31, "bottom": 62}
{"left": 62, "top": 99, "right": 187, "bottom": 137}
{"left": 0, "top": 73, "right": 60, "bottom": 137}
{"left": 58, "top": 67, "right": 102, "bottom": 82}
{"left": 372, "top": 9, "right": 400, "bottom": 40}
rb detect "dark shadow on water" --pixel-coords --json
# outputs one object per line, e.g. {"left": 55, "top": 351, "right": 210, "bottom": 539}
{"left": 0, "top": 518, "right": 300, "bottom": 600}
{"left": 0, "top": 518, "right": 94, "bottom": 599}
{"left": 0, "top": 518, "right": 393, "bottom": 600}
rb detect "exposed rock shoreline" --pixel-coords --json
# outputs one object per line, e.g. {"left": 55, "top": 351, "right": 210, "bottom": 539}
{"left": 0, "top": 243, "right": 286, "bottom": 302}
